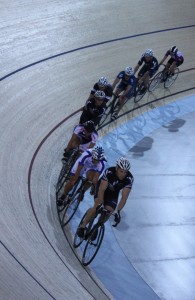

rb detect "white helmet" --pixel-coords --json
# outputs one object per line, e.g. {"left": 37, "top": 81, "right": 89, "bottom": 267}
{"left": 94, "top": 90, "right": 106, "bottom": 99}
{"left": 144, "top": 49, "right": 154, "bottom": 57}
{"left": 98, "top": 77, "right": 108, "bottom": 87}
{"left": 92, "top": 146, "right": 105, "bottom": 161}
{"left": 170, "top": 45, "right": 178, "bottom": 54}
{"left": 116, "top": 157, "right": 131, "bottom": 171}
{"left": 125, "top": 66, "right": 134, "bottom": 76}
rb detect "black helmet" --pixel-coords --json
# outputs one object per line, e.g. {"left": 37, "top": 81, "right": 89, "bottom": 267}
{"left": 170, "top": 46, "right": 178, "bottom": 54}
{"left": 83, "top": 120, "right": 95, "bottom": 133}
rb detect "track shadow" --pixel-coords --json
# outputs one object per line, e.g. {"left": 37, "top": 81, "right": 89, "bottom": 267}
{"left": 129, "top": 136, "right": 154, "bottom": 157}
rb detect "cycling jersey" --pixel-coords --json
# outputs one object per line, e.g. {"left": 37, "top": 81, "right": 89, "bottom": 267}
{"left": 83, "top": 98, "right": 107, "bottom": 118}
{"left": 116, "top": 71, "right": 136, "bottom": 88}
{"left": 138, "top": 55, "right": 158, "bottom": 70}
{"left": 96, "top": 166, "right": 133, "bottom": 196}
{"left": 80, "top": 98, "right": 107, "bottom": 125}
{"left": 165, "top": 50, "right": 184, "bottom": 64}
{"left": 73, "top": 124, "right": 98, "bottom": 151}
{"left": 71, "top": 149, "right": 105, "bottom": 176}
{"left": 91, "top": 83, "right": 113, "bottom": 103}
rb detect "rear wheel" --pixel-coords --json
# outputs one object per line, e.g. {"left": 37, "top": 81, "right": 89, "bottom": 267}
{"left": 82, "top": 224, "right": 105, "bottom": 266}
{"left": 164, "top": 68, "right": 179, "bottom": 88}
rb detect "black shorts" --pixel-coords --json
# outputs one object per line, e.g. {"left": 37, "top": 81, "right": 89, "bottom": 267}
{"left": 168, "top": 57, "right": 184, "bottom": 67}
{"left": 138, "top": 65, "right": 158, "bottom": 78}
{"left": 104, "top": 197, "right": 118, "bottom": 210}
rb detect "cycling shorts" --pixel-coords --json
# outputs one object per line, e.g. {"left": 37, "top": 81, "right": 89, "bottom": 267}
{"left": 138, "top": 65, "right": 158, "bottom": 78}
{"left": 168, "top": 57, "right": 184, "bottom": 67}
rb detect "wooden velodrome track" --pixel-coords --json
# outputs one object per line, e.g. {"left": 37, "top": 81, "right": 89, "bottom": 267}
{"left": 1, "top": 1, "right": 195, "bottom": 299}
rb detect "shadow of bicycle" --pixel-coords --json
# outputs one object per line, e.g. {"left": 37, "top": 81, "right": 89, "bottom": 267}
{"left": 129, "top": 136, "right": 154, "bottom": 157}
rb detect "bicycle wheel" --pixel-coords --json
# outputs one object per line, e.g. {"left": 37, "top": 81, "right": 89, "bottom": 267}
{"left": 73, "top": 211, "right": 88, "bottom": 248}
{"left": 56, "top": 164, "right": 70, "bottom": 194}
{"left": 82, "top": 224, "right": 105, "bottom": 266}
{"left": 98, "top": 102, "right": 112, "bottom": 128}
{"left": 134, "top": 82, "right": 147, "bottom": 103}
{"left": 164, "top": 68, "right": 179, "bottom": 88}
{"left": 148, "top": 71, "right": 163, "bottom": 92}
{"left": 60, "top": 178, "right": 83, "bottom": 227}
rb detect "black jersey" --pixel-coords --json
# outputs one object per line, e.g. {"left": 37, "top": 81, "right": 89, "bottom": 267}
{"left": 138, "top": 55, "right": 158, "bottom": 71}
{"left": 91, "top": 83, "right": 113, "bottom": 102}
{"left": 84, "top": 98, "right": 107, "bottom": 118}
{"left": 100, "top": 166, "right": 134, "bottom": 199}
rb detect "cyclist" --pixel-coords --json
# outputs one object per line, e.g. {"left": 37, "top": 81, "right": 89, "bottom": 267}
{"left": 88, "top": 76, "right": 113, "bottom": 104}
{"left": 79, "top": 90, "right": 107, "bottom": 126}
{"left": 159, "top": 45, "right": 184, "bottom": 77}
{"left": 111, "top": 66, "right": 136, "bottom": 120}
{"left": 134, "top": 49, "right": 159, "bottom": 94}
{"left": 57, "top": 146, "right": 106, "bottom": 206}
{"left": 77, "top": 157, "right": 134, "bottom": 237}
{"left": 62, "top": 120, "right": 98, "bottom": 162}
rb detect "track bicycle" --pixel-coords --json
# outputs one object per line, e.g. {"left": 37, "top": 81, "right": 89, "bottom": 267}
{"left": 134, "top": 65, "right": 180, "bottom": 103}
{"left": 73, "top": 205, "right": 119, "bottom": 266}
{"left": 57, "top": 176, "right": 92, "bottom": 227}
{"left": 148, "top": 64, "right": 180, "bottom": 91}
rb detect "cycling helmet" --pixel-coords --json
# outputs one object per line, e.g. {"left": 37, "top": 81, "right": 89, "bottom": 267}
{"left": 170, "top": 45, "right": 178, "bottom": 54}
{"left": 94, "top": 90, "right": 106, "bottom": 99}
{"left": 92, "top": 146, "right": 105, "bottom": 161}
{"left": 116, "top": 157, "right": 131, "bottom": 171}
{"left": 98, "top": 77, "right": 108, "bottom": 87}
{"left": 144, "top": 49, "right": 154, "bottom": 57}
{"left": 125, "top": 66, "right": 134, "bottom": 76}
{"left": 83, "top": 120, "right": 95, "bottom": 133}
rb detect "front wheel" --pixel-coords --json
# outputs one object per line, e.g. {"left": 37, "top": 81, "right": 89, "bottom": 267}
{"left": 148, "top": 72, "right": 163, "bottom": 92}
{"left": 59, "top": 178, "right": 83, "bottom": 227}
{"left": 134, "top": 82, "right": 147, "bottom": 103}
{"left": 82, "top": 224, "right": 105, "bottom": 266}
{"left": 164, "top": 68, "right": 179, "bottom": 88}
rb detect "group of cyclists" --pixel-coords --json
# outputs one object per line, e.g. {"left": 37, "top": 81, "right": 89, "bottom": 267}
{"left": 57, "top": 45, "right": 184, "bottom": 238}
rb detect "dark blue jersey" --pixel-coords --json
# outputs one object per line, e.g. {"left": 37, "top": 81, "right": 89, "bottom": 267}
{"left": 117, "top": 71, "right": 136, "bottom": 88}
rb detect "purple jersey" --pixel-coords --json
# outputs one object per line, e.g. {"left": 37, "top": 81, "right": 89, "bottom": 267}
{"left": 165, "top": 50, "right": 184, "bottom": 63}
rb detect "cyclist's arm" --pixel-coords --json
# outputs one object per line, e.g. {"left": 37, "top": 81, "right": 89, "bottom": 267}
{"left": 112, "top": 77, "right": 120, "bottom": 90}
{"left": 96, "top": 178, "right": 108, "bottom": 205}
{"left": 117, "top": 186, "right": 131, "bottom": 211}
{"left": 159, "top": 55, "right": 167, "bottom": 65}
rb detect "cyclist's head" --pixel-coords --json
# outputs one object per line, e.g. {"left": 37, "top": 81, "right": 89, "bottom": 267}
{"left": 125, "top": 66, "right": 134, "bottom": 76}
{"left": 144, "top": 49, "right": 154, "bottom": 57}
{"left": 94, "top": 90, "right": 106, "bottom": 100}
{"left": 98, "top": 77, "right": 108, "bottom": 87}
{"left": 83, "top": 120, "right": 95, "bottom": 133}
{"left": 170, "top": 45, "right": 178, "bottom": 54}
{"left": 116, "top": 157, "right": 131, "bottom": 171}
{"left": 92, "top": 146, "right": 105, "bottom": 161}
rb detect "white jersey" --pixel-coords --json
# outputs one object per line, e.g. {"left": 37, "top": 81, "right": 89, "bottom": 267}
{"left": 71, "top": 149, "right": 105, "bottom": 176}
{"left": 73, "top": 124, "right": 98, "bottom": 152}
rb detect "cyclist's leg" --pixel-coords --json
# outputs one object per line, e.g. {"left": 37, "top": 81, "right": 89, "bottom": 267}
{"left": 63, "top": 134, "right": 81, "bottom": 159}
{"left": 79, "top": 197, "right": 102, "bottom": 229}
{"left": 85, "top": 170, "right": 100, "bottom": 194}
{"left": 99, "top": 205, "right": 114, "bottom": 223}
